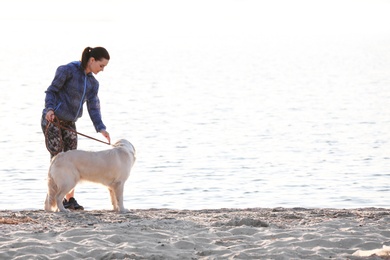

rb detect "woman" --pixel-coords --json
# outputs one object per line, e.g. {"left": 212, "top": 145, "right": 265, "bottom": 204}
{"left": 41, "top": 46, "right": 111, "bottom": 210}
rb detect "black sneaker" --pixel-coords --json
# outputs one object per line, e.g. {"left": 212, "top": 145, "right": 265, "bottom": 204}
{"left": 63, "top": 198, "right": 72, "bottom": 209}
{"left": 63, "top": 197, "right": 84, "bottom": 210}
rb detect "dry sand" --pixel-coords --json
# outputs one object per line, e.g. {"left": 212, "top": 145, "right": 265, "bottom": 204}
{"left": 1, "top": 207, "right": 390, "bottom": 259}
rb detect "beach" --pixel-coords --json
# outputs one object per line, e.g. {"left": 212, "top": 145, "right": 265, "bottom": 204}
{"left": 1, "top": 1, "right": 390, "bottom": 259}
{"left": 1, "top": 208, "right": 390, "bottom": 259}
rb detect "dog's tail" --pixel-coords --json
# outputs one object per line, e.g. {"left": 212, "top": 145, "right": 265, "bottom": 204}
{"left": 45, "top": 170, "right": 59, "bottom": 212}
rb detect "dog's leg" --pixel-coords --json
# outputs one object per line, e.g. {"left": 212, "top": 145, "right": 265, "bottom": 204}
{"left": 108, "top": 188, "right": 119, "bottom": 211}
{"left": 44, "top": 194, "right": 51, "bottom": 212}
{"left": 54, "top": 168, "right": 78, "bottom": 212}
{"left": 112, "top": 182, "right": 128, "bottom": 213}
{"left": 45, "top": 174, "right": 59, "bottom": 212}
{"left": 56, "top": 194, "right": 70, "bottom": 212}
{"left": 55, "top": 181, "right": 75, "bottom": 212}
{"left": 56, "top": 183, "right": 75, "bottom": 212}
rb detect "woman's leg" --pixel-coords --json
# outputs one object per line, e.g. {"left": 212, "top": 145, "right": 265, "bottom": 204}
{"left": 65, "top": 190, "right": 75, "bottom": 200}
{"left": 62, "top": 122, "right": 77, "bottom": 152}
{"left": 61, "top": 123, "right": 83, "bottom": 210}
{"left": 62, "top": 122, "right": 78, "bottom": 200}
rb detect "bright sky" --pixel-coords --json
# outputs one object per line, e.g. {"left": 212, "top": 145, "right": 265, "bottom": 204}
{"left": 1, "top": 0, "right": 389, "bottom": 39}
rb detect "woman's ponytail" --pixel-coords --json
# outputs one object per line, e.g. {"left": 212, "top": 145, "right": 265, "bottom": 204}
{"left": 81, "top": 47, "right": 93, "bottom": 69}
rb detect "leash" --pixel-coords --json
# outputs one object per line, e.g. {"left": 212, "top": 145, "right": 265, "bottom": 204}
{"left": 45, "top": 116, "right": 111, "bottom": 155}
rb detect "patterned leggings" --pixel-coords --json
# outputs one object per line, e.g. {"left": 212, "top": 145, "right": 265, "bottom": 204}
{"left": 41, "top": 115, "right": 78, "bottom": 159}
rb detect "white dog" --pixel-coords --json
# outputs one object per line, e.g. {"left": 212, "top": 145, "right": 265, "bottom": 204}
{"left": 45, "top": 139, "right": 136, "bottom": 213}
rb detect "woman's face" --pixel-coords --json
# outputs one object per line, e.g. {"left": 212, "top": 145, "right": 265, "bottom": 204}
{"left": 86, "top": 58, "right": 109, "bottom": 74}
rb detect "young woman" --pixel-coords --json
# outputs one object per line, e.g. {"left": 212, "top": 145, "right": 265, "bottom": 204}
{"left": 41, "top": 46, "right": 111, "bottom": 210}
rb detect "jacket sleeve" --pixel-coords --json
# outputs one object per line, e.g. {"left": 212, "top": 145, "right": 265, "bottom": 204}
{"left": 86, "top": 85, "right": 107, "bottom": 132}
{"left": 44, "top": 65, "right": 70, "bottom": 111}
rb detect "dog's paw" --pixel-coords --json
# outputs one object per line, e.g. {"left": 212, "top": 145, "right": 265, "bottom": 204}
{"left": 58, "top": 208, "right": 71, "bottom": 213}
{"left": 119, "top": 208, "right": 130, "bottom": 214}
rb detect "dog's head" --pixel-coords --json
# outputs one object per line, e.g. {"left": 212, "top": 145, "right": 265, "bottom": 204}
{"left": 112, "top": 139, "right": 136, "bottom": 157}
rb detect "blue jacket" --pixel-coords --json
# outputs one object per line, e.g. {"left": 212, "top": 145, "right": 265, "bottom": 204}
{"left": 43, "top": 61, "right": 106, "bottom": 132}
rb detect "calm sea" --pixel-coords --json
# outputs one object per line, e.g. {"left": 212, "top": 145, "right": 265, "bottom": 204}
{"left": 0, "top": 0, "right": 389, "bottom": 210}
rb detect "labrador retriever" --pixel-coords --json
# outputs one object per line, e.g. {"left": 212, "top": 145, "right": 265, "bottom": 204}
{"left": 45, "top": 139, "right": 136, "bottom": 213}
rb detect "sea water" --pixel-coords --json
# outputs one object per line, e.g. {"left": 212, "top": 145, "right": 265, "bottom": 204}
{"left": 0, "top": 0, "right": 389, "bottom": 210}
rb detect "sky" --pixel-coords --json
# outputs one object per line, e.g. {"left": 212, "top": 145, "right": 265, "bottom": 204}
{"left": 1, "top": 0, "right": 390, "bottom": 41}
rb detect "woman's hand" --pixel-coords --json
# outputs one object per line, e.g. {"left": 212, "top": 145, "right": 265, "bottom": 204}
{"left": 100, "top": 130, "right": 111, "bottom": 144}
{"left": 45, "top": 110, "right": 55, "bottom": 122}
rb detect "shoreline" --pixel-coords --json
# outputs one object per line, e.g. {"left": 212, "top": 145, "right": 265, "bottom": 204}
{"left": 1, "top": 207, "right": 390, "bottom": 259}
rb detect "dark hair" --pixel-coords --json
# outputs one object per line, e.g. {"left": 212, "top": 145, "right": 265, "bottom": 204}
{"left": 81, "top": 47, "right": 110, "bottom": 69}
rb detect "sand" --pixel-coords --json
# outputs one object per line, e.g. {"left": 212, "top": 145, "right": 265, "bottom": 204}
{"left": 1, "top": 207, "right": 390, "bottom": 259}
